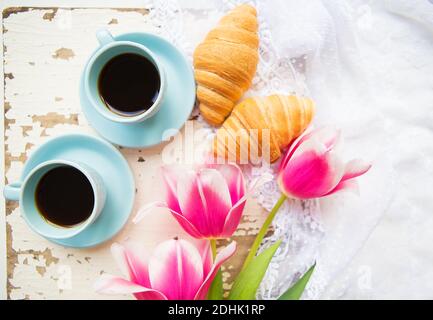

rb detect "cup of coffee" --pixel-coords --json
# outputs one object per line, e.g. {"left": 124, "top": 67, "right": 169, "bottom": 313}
{"left": 84, "top": 29, "right": 166, "bottom": 123}
{"left": 3, "top": 160, "right": 106, "bottom": 239}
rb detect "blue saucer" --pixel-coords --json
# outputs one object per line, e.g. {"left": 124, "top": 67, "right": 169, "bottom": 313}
{"left": 21, "top": 134, "right": 135, "bottom": 248}
{"left": 80, "top": 32, "right": 196, "bottom": 148}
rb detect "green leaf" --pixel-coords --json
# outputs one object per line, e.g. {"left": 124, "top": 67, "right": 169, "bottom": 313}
{"left": 278, "top": 263, "right": 316, "bottom": 300}
{"left": 207, "top": 269, "right": 223, "bottom": 300}
{"left": 228, "top": 240, "right": 282, "bottom": 300}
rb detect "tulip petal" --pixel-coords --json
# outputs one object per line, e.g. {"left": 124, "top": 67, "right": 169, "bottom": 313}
{"left": 194, "top": 241, "right": 237, "bottom": 300}
{"left": 281, "top": 127, "right": 340, "bottom": 171}
{"left": 94, "top": 274, "right": 144, "bottom": 294}
{"left": 278, "top": 149, "right": 342, "bottom": 199}
{"left": 176, "top": 170, "right": 209, "bottom": 233}
{"left": 323, "top": 147, "right": 345, "bottom": 188}
{"left": 207, "top": 163, "right": 246, "bottom": 204}
{"left": 221, "top": 203, "right": 245, "bottom": 238}
{"left": 161, "top": 166, "right": 183, "bottom": 214}
{"left": 170, "top": 209, "right": 206, "bottom": 238}
{"left": 149, "top": 239, "right": 204, "bottom": 300}
{"left": 133, "top": 201, "right": 166, "bottom": 224}
{"left": 197, "top": 240, "right": 213, "bottom": 276}
{"left": 279, "top": 127, "right": 370, "bottom": 200}
{"left": 324, "top": 179, "right": 359, "bottom": 196}
{"left": 110, "top": 243, "right": 130, "bottom": 279}
{"left": 199, "top": 168, "right": 233, "bottom": 236}
{"left": 324, "top": 159, "right": 371, "bottom": 196}
{"left": 94, "top": 274, "right": 167, "bottom": 300}
{"left": 111, "top": 243, "right": 150, "bottom": 287}
{"left": 177, "top": 169, "right": 232, "bottom": 237}
{"left": 314, "top": 127, "right": 341, "bottom": 150}
{"left": 291, "top": 128, "right": 340, "bottom": 159}
{"left": 133, "top": 200, "right": 204, "bottom": 238}
{"left": 290, "top": 134, "right": 327, "bottom": 161}
{"left": 282, "top": 132, "right": 345, "bottom": 198}
{"left": 280, "top": 130, "right": 312, "bottom": 170}
{"left": 341, "top": 159, "right": 372, "bottom": 181}
{"left": 221, "top": 173, "right": 272, "bottom": 238}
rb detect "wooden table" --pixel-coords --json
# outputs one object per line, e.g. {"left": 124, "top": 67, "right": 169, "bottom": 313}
{"left": 2, "top": 6, "right": 266, "bottom": 299}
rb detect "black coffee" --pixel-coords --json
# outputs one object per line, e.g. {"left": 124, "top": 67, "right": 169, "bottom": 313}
{"left": 98, "top": 53, "right": 160, "bottom": 116}
{"left": 35, "top": 166, "right": 94, "bottom": 227}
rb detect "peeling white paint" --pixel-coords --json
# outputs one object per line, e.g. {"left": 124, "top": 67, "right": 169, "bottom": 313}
{"left": 2, "top": 6, "right": 265, "bottom": 299}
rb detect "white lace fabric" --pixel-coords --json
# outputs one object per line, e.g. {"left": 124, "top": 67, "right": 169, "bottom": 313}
{"left": 146, "top": 0, "right": 397, "bottom": 299}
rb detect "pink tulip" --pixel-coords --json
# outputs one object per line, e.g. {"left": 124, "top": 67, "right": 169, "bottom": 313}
{"left": 94, "top": 239, "right": 236, "bottom": 300}
{"left": 278, "top": 127, "right": 371, "bottom": 199}
{"left": 134, "top": 164, "right": 248, "bottom": 239}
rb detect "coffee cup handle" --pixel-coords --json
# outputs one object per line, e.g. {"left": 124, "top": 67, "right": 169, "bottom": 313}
{"left": 96, "top": 28, "right": 115, "bottom": 47}
{"left": 3, "top": 182, "right": 22, "bottom": 201}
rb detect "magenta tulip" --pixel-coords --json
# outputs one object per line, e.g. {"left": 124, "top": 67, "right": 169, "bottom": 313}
{"left": 277, "top": 127, "right": 371, "bottom": 199}
{"left": 94, "top": 239, "right": 236, "bottom": 300}
{"left": 134, "top": 164, "right": 247, "bottom": 239}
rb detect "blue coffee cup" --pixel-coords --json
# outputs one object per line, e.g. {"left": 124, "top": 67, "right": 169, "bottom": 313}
{"left": 3, "top": 159, "right": 106, "bottom": 240}
{"left": 84, "top": 29, "right": 166, "bottom": 124}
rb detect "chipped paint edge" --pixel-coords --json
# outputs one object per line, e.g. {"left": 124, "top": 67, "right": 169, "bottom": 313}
{"left": 1, "top": 6, "right": 150, "bottom": 20}
{"left": 0, "top": 2, "right": 6, "bottom": 301}
{"left": 0, "top": 2, "right": 163, "bottom": 300}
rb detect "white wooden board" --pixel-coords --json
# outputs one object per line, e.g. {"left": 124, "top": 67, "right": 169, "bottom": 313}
{"left": 3, "top": 6, "right": 267, "bottom": 300}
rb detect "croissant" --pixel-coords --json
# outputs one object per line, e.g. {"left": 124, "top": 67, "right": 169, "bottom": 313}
{"left": 193, "top": 4, "right": 259, "bottom": 126}
{"left": 213, "top": 95, "right": 315, "bottom": 164}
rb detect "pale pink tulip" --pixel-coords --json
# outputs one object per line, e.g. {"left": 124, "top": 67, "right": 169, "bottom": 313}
{"left": 134, "top": 164, "right": 248, "bottom": 239}
{"left": 278, "top": 127, "right": 371, "bottom": 199}
{"left": 94, "top": 239, "right": 236, "bottom": 300}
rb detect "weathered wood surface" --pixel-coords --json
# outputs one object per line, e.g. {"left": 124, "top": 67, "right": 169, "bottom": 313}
{"left": 2, "top": 7, "right": 266, "bottom": 299}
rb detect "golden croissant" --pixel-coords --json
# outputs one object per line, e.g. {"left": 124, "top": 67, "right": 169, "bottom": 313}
{"left": 193, "top": 4, "right": 259, "bottom": 126}
{"left": 213, "top": 95, "right": 315, "bottom": 164}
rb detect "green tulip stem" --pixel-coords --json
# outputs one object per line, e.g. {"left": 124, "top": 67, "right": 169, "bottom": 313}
{"left": 241, "top": 193, "right": 287, "bottom": 271}
{"left": 210, "top": 239, "right": 217, "bottom": 260}
{"left": 208, "top": 238, "right": 223, "bottom": 299}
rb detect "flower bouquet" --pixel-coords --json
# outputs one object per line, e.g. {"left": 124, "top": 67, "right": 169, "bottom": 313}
{"left": 94, "top": 127, "right": 370, "bottom": 300}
